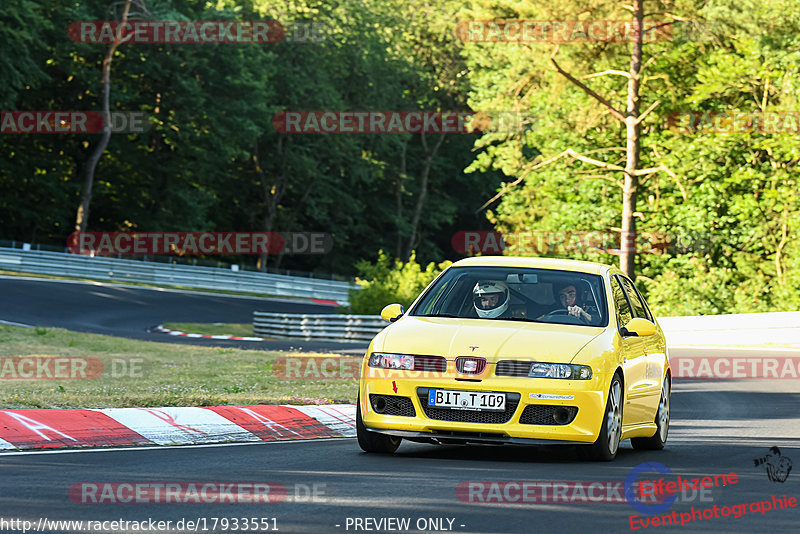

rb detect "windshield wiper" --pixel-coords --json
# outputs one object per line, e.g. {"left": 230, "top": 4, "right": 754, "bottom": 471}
{"left": 416, "top": 313, "right": 462, "bottom": 318}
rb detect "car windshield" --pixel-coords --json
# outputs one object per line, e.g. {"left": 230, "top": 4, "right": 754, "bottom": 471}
{"left": 410, "top": 266, "right": 608, "bottom": 327}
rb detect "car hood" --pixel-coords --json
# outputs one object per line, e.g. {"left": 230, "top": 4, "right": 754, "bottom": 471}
{"left": 375, "top": 316, "right": 604, "bottom": 363}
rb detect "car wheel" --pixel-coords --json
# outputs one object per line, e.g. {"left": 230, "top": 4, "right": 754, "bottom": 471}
{"left": 579, "top": 373, "right": 623, "bottom": 462}
{"left": 632, "top": 375, "right": 670, "bottom": 450}
{"left": 356, "top": 395, "right": 401, "bottom": 454}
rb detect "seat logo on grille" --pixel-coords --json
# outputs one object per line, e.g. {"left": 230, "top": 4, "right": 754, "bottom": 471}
{"left": 456, "top": 356, "right": 486, "bottom": 374}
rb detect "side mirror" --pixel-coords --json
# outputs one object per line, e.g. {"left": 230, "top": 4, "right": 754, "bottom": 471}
{"left": 622, "top": 317, "right": 657, "bottom": 337}
{"left": 380, "top": 303, "right": 405, "bottom": 323}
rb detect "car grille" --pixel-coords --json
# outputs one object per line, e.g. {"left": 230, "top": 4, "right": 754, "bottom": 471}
{"left": 413, "top": 355, "right": 447, "bottom": 372}
{"left": 369, "top": 394, "right": 416, "bottom": 417}
{"left": 455, "top": 356, "right": 486, "bottom": 374}
{"left": 416, "top": 388, "right": 520, "bottom": 424}
{"left": 495, "top": 360, "right": 534, "bottom": 377}
{"left": 519, "top": 405, "right": 578, "bottom": 425}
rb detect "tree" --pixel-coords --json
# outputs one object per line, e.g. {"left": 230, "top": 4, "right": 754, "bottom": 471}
{"left": 461, "top": 0, "right": 800, "bottom": 313}
{"left": 75, "top": 0, "right": 138, "bottom": 233}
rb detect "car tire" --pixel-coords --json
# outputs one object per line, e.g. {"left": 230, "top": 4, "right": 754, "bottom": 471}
{"left": 579, "top": 373, "right": 623, "bottom": 462}
{"left": 356, "top": 395, "right": 401, "bottom": 454}
{"left": 632, "top": 375, "right": 670, "bottom": 451}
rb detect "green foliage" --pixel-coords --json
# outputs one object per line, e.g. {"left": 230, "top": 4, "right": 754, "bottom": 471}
{"left": 461, "top": 0, "right": 800, "bottom": 316}
{"left": 0, "top": 0, "right": 502, "bottom": 275}
{"left": 1, "top": 0, "right": 798, "bottom": 317}
{"left": 346, "top": 251, "right": 451, "bottom": 314}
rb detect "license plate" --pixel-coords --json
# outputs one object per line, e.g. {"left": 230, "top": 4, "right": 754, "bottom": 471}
{"left": 427, "top": 389, "right": 506, "bottom": 412}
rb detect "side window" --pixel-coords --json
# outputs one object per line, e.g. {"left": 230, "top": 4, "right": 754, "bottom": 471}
{"left": 611, "top": 277, "right": 632, "bottom": 327}
{"left": 633, "top": 283, "right": 655, "bottom": 321}
{"left": 416, "top": 275, "right": 455, "bottom": 315}
{"left": 620, "top": 277, "right": 649, "bottom": 320}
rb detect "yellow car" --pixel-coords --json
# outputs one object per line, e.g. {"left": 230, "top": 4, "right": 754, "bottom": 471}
{"left": 356, "top": 256, "right": 670, "bottom": 461}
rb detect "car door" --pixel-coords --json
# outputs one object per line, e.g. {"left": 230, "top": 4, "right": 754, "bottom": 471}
{"left": 610, "top": 275, "right": 649, "bottom": 425}
{"left": 618, "top": 275, "right": 662, "bottom": 419}
{"left": 621, "top": 276, "right": 666, "bottom": 401}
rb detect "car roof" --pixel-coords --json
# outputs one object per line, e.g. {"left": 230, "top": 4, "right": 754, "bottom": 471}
{"left": 449, "top": 256, "right": 615, "bottom": 276}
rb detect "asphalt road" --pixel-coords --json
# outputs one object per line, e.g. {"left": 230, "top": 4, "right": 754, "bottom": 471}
{"left": 0, "top": 276, "right": 366, "bottom": 353}
{"left": 1, "top": 373, "right": 799, "bottom": 534}
{"left": 2, "top": 276, "right": 799, "bottom": 533}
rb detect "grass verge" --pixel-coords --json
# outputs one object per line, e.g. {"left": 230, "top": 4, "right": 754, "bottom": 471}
{"left": 0, "top": 325, "right": 358, "bottom": 409}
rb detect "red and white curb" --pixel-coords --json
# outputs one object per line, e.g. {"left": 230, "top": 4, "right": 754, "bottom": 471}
{"left": 311, "top": 299, "right": 342, "bottom": 306}
{"left": 0, "top": 404, "right": 355, "bottom": 451}
{"left": 150, "top": 324, "right": 269, "bottom": 342}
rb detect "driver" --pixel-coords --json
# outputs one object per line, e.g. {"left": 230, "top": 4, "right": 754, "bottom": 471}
{"left": 558, "top": 284, "right": 592, "bottom": 323}
{"left": 472, "top": 280, "right": 511, "bottom": 319}
{"left": 556, "top": 283, "right": 594, "bottom": 323}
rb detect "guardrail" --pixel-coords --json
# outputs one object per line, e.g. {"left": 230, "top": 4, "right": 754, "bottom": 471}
{"left": 659, "top": 311, "right": 800, "bottom": 348}
{"left": 252, "top": 311, "right": 800, "bottom": 348}
{"left": 253, "top": 312, "right": 386, "bottom": 343}
{"left": 0, "top": 247, "right": 356, "bottom": 303}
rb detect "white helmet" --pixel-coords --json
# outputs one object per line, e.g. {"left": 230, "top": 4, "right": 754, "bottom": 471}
{"left": 473, "top": 280, "right": 510, "bottom": 318}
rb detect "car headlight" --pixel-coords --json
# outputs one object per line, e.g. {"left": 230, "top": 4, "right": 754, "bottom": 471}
{"left": 368, "top": 352, "right": 414, "bottom": 370}
{"left": 529, "top": 363, "right": 592, "bottom": 380}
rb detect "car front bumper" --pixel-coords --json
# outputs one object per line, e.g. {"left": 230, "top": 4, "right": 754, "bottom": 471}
{"left": 359, "top": 368, "right": 610, "bottom": 444}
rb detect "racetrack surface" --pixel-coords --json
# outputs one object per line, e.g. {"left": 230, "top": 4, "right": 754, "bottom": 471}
{"left": 1, "top": 372, "right": 799, "bottom": 533}
{"left": 0, "top": 276, "right": 365, "bottom": 353}
{"left": 2, "top": 276, "right": 799, "bottom": 532}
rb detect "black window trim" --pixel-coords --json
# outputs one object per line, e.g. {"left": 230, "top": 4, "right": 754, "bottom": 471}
{"left": 610, "top": 274, "right": 634, "bottom": 334}
{"left": 616, "top": 274, "right": 653, "bottom": 322}
{"left": 628, "top": 277, "right": 655, "bottom": 322}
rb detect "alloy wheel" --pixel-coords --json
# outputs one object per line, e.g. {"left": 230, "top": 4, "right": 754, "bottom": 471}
{"left": 607, "top": 379, "right": 622, "bottom": 455}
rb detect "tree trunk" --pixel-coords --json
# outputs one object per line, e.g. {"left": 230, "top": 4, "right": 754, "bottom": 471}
{"left": 404, "top": 132, "right": 445, "bottom": 260}
{"left": 74, "top": 0, "right": 133, "bottom": 233}
{"left": 395, "top": 138, "right": 408, "bottom": 259}
{"left": 621, "top": 0, "right": 644, "bottom": 279}
{"left": 273, "top": 175, "right": 317, "bottom": 270}
{"left": 254, "top": 138, "right": 283, "bottom": 271}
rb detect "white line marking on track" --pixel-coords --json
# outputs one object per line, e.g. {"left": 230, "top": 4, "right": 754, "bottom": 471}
{"left": 671, "top": 345, "right": 800, "bottom": 352}
{"left": 0, "top": 319, "right": 34, "bottom": 328}
{"left": 0, "top": 437, "right": 353, "bottom": 456}
{"left": 0, "top": 274, "right": 333, "bottom": 304}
